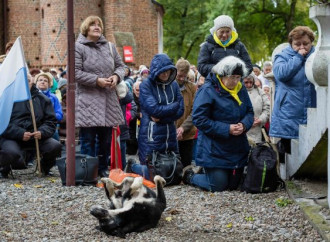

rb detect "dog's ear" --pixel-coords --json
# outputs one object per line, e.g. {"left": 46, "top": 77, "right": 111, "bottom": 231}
{"left": 90, "top": 205, "right": 110, "bottom": 219}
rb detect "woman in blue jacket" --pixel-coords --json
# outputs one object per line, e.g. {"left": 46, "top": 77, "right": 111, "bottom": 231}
{"left": 35, "top": 72, "right": 63, "bottom": 141}
{"left": 183, "top": 56, "right": 254, "bottom": 192}
{"left": 127, "top": 54, "right": 184, "bottom": 180}
{"left": 269, "top": 26, "right": 316, "bottom": 157}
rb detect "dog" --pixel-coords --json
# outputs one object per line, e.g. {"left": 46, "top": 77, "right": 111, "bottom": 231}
{"left": 90, "top": 175, "right": 166, "bottom": 238}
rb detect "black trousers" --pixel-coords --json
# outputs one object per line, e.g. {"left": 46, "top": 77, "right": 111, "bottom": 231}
{"left": 0, "top": 138, "right": 62, "bottom": 172}
{"left": 178, "top": 139, "right": 194, "bottom": 168}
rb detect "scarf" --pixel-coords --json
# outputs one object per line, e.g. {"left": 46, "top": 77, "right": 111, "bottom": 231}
{"left": 213, "top": 31, "right": 238, "bottom": 48}
{"left": 217, "top": 75, "right": 242, "bottom": 105}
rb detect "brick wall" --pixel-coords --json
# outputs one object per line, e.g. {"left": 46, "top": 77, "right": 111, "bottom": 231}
{"left": 5, "top": 0, "right": 161, "bottom": 69}
{"left": 0, "top": 1, "right": 4, "bottom": 54}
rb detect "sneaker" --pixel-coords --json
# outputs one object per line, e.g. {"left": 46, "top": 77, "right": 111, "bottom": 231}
{"left": 124, "top": 158, "right": 136, "bottom": 173}
{"left": 182, "top": 167, "right": 195, "bottom": 185}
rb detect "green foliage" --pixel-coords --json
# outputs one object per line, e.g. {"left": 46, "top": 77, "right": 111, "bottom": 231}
{"left": 275, "top": 197, "right": 293, "bottom": 207}
{"left": 158, "top": 0, "right": 316, "bottom": 65}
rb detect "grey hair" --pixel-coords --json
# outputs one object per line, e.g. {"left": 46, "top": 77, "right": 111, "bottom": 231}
{"left": 263, "top": 61, "right": 272, "bottom": 69}
{"left": 212, "top": 56, "right": 249, "bottom": 77}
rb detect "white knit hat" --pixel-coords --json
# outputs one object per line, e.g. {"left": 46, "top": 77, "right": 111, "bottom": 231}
{"left": 209, "top": 15, "right": 236, "bottom": 34}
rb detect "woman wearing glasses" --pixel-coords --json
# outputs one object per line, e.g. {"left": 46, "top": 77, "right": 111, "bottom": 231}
{"left": 183, "top": 56, "right": 254, "bottom": 192}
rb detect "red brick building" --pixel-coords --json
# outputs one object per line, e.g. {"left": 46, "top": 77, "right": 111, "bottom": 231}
{"left": 0, "top": 0, "right": 164, "bottom": 69}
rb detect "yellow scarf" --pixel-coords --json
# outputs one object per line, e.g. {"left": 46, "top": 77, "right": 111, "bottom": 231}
{"left": 213, "top": 31, "right": 238, "bottom": 48}
{"left": 217, "top": 75, "right": 242, "bottom": 105}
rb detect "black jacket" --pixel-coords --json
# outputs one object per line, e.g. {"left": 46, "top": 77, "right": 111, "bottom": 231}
{"left": 1, "top": 85, "right": 57, "bottom": 141}
{"left": 197, "top": 34, "right": 253, "bottom": 77}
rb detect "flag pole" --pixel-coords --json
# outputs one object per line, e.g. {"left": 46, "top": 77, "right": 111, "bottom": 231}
{"left": 28, "top": 99, "right": 42, "bottom": 177}
{"left": 16, "top": 37, "right": 41, "bottom": 176}
{"left": 114, "top": 127, "right": 118, "bottom": 169}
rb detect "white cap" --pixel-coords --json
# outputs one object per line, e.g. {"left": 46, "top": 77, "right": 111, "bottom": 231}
{"left": 210, "top": 15, "right": 236, "bottom": 34}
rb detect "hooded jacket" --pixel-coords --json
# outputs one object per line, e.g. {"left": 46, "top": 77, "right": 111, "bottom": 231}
{"left": 41, "top": 89, "right": 63, "bottom": 122}
{"left": 270, "top": 46, "right": 316, "bottom": 139}
{"left": 192, "top": 73, "right": 254, "bottom": 169}
{"left": 138, "top": 54, "right": 184, "bottom": 163}
{"left": 75, "top": 33, "right": 125, "bottom": 128}
{"left": 197, "top": 34, "right": 253, "bottom": 78}
{"left": 1, "top": 85, "right": 57, "bottom": 141}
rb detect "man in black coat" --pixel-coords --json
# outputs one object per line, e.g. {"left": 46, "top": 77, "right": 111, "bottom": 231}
{"left": 0, "top": 74, "right": 61, "bottom": 178}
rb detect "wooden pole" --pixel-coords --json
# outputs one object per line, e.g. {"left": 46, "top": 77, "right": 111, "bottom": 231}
{"left": 66, "top": 0, "right": 76, "bottom": 186}
{"left": 28, "top": 99, "right": 41, "bottom": 177}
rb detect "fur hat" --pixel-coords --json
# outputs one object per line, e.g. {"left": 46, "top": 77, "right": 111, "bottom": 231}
{"left": 212, "top": 56, "right": 248, "bottom": 77}
{"left": 34, "top": 72, "right": 54, "bottom": 87}
{"left": 210, "top": 15, "right": 236, "bottom": 34}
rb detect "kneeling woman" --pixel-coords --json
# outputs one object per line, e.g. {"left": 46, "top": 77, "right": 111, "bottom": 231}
{"left": 184, "top": 56, "right": 254, "bottom": 192}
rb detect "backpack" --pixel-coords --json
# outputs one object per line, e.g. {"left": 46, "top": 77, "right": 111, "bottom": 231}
{"left": 241, "top": 142, "right": 284, "bottom": 193}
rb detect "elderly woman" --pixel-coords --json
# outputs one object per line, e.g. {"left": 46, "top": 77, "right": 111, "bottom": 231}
{"left": 269, "top": 26, "right": 316, "bottom": 158}
{"left": 243, "top": 74, "right": 270, "bottom": 144}
{"left": 183, "top": 56, "right": 254, "bottom": 192}
{"left": 75, "top": 16, "right": 125, "bottom": 178}
{"left": 198, "top": 15, "right": 253, "bottom": 78}
{"left": 125, "top": 54, "right": 184, "bottom": 180}
{"left": 35, "top": 72, "right": 63, "bottom": 123}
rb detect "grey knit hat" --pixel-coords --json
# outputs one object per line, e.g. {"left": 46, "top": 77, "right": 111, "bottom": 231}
{"left": 210, "top": 15, "right": 236, "bottom": 34}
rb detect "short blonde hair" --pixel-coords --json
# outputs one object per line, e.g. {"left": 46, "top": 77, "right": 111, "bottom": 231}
{"left": 35, "top": 72, "right": 53, "bottom": 87}
{"left": 80, "top": 16, "right": 104, "bottom": 36}
{"left": 175, "top": 58, "right": 190, "bottom": 74}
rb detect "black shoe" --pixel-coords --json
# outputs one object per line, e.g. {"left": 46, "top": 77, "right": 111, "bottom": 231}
{"left": 27, "top": 160, "right": 34, "bottom": 167}
{"left": 99, "top": 169, "right": 109, "bottom": 178}
{"left": 124, "top": 158, "right": 136, "bottom": 173}
{"left": 0, "top": 171, "right": 9, "bottom": 179}
{"left": 182, "top": 168, "right": 195, "bottom": 185}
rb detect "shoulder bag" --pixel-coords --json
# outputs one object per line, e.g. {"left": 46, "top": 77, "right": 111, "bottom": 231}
{"left": 108, "top": 42, "right": 128, "bottom": 99}
{"left": 56, "top": 154, "right": 99, "bottom": 186}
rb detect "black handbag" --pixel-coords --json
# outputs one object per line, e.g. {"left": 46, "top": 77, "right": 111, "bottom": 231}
{"left": 148, "top": 151, "right": 183, "bottom": 186}
{"left": 56, "top": 154, "right": 99, "bottom": 186}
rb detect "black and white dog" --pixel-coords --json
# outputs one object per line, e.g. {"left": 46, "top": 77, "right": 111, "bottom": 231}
{"left": 90, "top": 175, "right": 166, "bottom": 237}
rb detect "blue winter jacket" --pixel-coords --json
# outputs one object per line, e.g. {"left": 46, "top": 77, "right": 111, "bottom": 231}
{"left": 138, "top": 54, "right": 184, "bottom": 163}
{"left": 192, "top": 73, "right": 254, "bottom": 169}
{"left": 269, "top": 46, "right": 316, "bottom": 139}
{"left": 41, "top": 89, "right": 63, "bottom": 122}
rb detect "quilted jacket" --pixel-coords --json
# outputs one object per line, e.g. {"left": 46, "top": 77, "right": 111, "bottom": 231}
{"left": 75, "top": 33, "right": 125, "bottom": 127}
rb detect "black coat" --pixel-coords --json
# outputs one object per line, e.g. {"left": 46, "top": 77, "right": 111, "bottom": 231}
{"left": 197, "top": 34, "right": 253, "bottom": 78}
{"left": 1, "top": 85, "right": 57, "bottom": 141}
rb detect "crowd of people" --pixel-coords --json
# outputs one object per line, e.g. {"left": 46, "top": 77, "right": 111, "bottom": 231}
{"left": 0, "top": 15, "right": 317, "bottom": 193}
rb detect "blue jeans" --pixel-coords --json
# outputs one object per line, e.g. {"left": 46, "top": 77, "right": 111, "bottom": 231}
{"left": 191, "top": 167, "right": 243, "bottom": 192}
{"left": 79, "top": 127, "right": 112, "bottom": 172}
{"left": 131, "top": 163, "right": 150, "bottom": 180}
{"left": 120, "top": 140, "right": 126, "bottom": 169}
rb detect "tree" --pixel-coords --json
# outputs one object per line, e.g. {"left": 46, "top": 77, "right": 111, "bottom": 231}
{"left": 159, "top": 0, "right": 314, "bottom": 65}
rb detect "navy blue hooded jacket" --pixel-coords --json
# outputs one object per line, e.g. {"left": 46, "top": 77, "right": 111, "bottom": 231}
{"left": 270, "top": 46, "right": 316, "bottom": 139}
{"left": 192, "top": 73, "right": 254, "bottom": 169}
{"left": 138, "top": 54, "right": 184, "bottom": 163}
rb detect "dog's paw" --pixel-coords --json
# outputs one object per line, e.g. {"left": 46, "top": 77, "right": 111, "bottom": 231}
{"left": 154, "top": 175, "right": 166, "bottom": 187}
{"left": 130, "top": 177, "right": 143, "bottom": 192}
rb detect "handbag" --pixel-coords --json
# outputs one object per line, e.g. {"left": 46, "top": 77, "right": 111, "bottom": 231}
{"left": 108, "top": 42, "right": 128, "bottom": 99}
{"left": 148, "top": 151, "right": 183, "bottom": 186}
{"left": 56, "top": 154, "right": 99, "bottom": 186}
